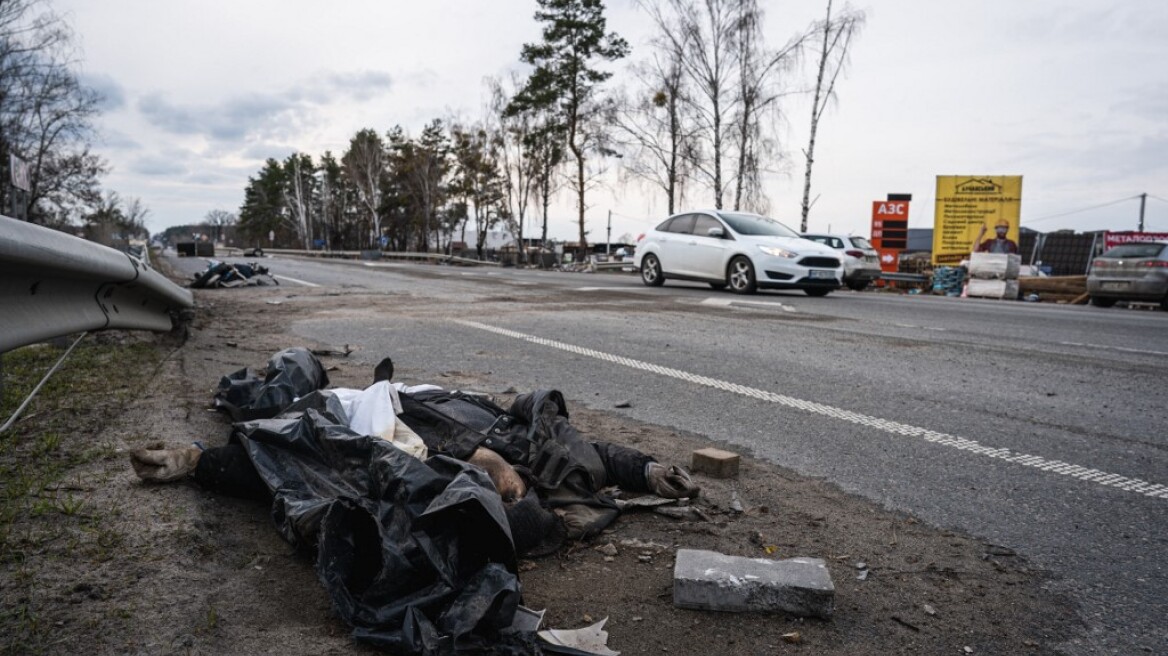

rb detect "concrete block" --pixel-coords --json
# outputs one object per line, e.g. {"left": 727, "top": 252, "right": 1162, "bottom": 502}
{"left": 691, "top": 448, "right": 740, "bottom": 478}
{"left": 672, "top": 549, "right": 834, "bottom": 619}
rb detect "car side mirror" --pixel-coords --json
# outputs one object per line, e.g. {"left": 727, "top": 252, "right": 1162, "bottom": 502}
{"left": 707, "top": 226, "right": 724, "bottom": 238}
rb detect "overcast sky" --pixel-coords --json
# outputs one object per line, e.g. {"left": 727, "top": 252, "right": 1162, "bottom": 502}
{"left": 55, "top": 0, "right": 1168, "bottom": 241}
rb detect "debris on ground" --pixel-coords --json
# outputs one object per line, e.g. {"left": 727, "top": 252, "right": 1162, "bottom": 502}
{"left": 189, "top": 259, "right": 278, "bottom": 288}
{"left": 538, "top": 617, "right": 620, "bottom": 656}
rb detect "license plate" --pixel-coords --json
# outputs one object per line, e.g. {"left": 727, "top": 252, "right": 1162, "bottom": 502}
{"left": 1101, "top": 281, "right": 1129, "bottom": 290}
{"left": 809, "top": 269, "right": 836, "bottom": 279}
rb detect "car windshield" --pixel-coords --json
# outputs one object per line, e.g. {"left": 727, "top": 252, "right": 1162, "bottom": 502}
{"left": 1101, "top": 243, "right": 1165, "bottom": 258}
{"left": 717, "top": 212, "right": 799, "bottom": 237}
{"left": 849, "top": 237, "right": 873, "bottom": 249}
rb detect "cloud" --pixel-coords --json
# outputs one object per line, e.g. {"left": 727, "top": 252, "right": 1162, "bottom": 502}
{"left": 80, "top": 72, "right": 127, "bottom": 110}
{"left": 128, "top": 153, "right": 189, "bottom": 177}
{"left": 239, "top": 142, "right": 300, "bottom": 162}
{"left": 135, "top": 70, "right": 394, "bottom": 145}
{"left": 137, "top": 93, "right": 202, "bottom": 135}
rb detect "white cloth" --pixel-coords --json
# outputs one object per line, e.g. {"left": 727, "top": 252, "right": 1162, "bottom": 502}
{"left": 330, "top": 381, "right": 427, "bottom": 460}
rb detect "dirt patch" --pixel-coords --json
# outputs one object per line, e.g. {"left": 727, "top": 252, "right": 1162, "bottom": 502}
{"left": 0, "top": 282, "right": 1082, "bottom": 655}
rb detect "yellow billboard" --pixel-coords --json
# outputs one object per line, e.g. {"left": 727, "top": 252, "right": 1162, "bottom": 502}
{"left": 933, "top": 176, "right": 1023, "bottom": 265}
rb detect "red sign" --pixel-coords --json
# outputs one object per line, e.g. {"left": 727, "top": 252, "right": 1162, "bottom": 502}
{"left": 1104, "top": 231, "right": 1168, "bottom": 250}
{"left": 871, "top": 201, "right": 910, "bottom": 273}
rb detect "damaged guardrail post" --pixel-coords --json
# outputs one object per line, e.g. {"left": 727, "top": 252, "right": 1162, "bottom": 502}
{"left": 0, "top": 214, "right": 195, "bottom": 353}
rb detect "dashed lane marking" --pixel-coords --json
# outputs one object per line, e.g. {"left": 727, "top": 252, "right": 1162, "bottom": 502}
{"left": 273, "top": 274, "right": 320, "bottom": 287}
{"left": 1059, "top": 342, "right": 1168, "bottom": 357}
{"left": 455, "top": 320, "right": 1166, "bottom": 501}
{"left": 700, "top": 297, "right": 797, "bottom": 313}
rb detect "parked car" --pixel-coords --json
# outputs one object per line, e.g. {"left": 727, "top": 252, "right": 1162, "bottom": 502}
{"left": 1086, "top": 241, "right": 1168, "bottom": 309}
{"left": 634, "top": 210, "right": 843, "bottom": 295}
{"left": 801, "top": 232, "right": 882, "bottom": 290}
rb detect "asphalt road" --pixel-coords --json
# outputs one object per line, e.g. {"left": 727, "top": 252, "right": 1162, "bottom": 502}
{"left": 173, "top": 253, "right": 1167, "bottom": 655}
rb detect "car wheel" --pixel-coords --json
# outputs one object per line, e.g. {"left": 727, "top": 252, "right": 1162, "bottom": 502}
{"left": 1089, "top": 296, "right": 1117, "bottom": 308}
{"left": 253, "top": 248, "right": 264, "bottom": 257}
{"left": 804, "top": 288, "right": 831, "bottom": 297}
{"left": 846, "top": 280, "right": 869, "bottom": 291}
{"left": 1161, "top": 295, "right": 1168, "bottom": 312}
{"left": 641, "top": 253, "right": 665, "bottom": 287}
{"left": 727, "top": 257, "right": 757, "bottom": 294}
{"left": 708, "top": 282, "right": 727, "bottom": 290}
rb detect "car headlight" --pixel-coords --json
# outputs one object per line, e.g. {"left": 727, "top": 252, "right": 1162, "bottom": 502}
{"left": 758, "top": 245, "right": 799, "bottom": 259}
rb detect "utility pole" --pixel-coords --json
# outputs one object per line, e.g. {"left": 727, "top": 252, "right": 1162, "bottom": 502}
{"left": 606, "top": 210, "right": 612, "bottom": 256}
{"left": 1138, "top": 192, "right": 1146, "bottom": 232}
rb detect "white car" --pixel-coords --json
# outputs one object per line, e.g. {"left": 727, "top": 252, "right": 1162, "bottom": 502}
{"left": 801, "top": 232, "right": 882, "bottom": 291}
{"left": 634, "top": 211, "right": 843, "bottom": 295}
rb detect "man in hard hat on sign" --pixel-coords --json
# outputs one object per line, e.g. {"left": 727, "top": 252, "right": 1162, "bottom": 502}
{"left": 976, "top": 218, "right": 1019, "bottom": 254}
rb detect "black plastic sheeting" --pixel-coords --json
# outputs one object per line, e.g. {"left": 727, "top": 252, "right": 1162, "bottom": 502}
{"left": 190, "top": 260, "right": 278, "bottom": 288}
{"left": 217, "top": 348, "right": 543, "bottom": 654}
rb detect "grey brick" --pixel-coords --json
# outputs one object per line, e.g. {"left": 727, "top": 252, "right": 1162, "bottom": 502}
{"left": 672, "top": 549, "right": 835, "bottom": 619}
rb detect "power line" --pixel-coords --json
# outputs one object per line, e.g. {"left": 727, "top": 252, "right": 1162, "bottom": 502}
{"left": 1147, "top": 194, "right": 1168, "bottom": 205}
{"left": 1024, "top": 195, "right": 1142, "bottom": 224}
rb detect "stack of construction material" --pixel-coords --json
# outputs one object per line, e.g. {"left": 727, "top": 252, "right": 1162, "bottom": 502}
{"left": 966, "top": 253, "right": 1021, "bottom": 299}
{"left": 1017, "top": 275, "right": 1088, "bottom": 304}
{"left": 931, "top": 266, "right": 966, "bottom": 296}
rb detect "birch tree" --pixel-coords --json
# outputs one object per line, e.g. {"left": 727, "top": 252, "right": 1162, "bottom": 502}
{"left": 730, "top": 0, "right": 805, "bottom": 213}
{"left": 642, "top": 0, "right": 740, "bottom": 209}
{"left": 489, "top": 75, "right": 539, "bottom": 263}
{"left": 611, "top": 30, "right": 697, "bottom": 216}
{"left": 282, "top": 153, "right": 315, "bottom": 249}
{"left": 800, "top": 0, "right": 865, "bottom": 231}
{"left": 341, "top": 129, "right": 387, "bottom": 248}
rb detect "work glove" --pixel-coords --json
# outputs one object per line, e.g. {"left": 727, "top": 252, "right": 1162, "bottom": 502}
{"left": 645, "top": 462, "right": 700, "bottom": 499}
{"left": 130, "top": 442, "right": 203, "bottom": 483}
{"left": 468, "top": 447, "right": 527, "bottom": 504}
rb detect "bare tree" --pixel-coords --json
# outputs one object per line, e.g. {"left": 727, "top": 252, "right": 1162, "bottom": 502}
{"left": 642, "top": 0, "right": 741, "bottom": 210}
{"left": 730, "top": 0, "right": 805, "bottom": 213}
{"left": 1, "top": 0, "right": 104, "bottom": 224}
{"left": 488, "top": 75, "right": 539, "bottom": 263}
{"left": 341, "top": 129, "right": 387, "bottom": 248}
{"left": 203, "top": 208, "right": 236, "bottom": 244}
{"left": 800, "top": 0, "right": 865, "bottom": 231}
{"left": 611, "top": 29, "right": 698, "bottom": 215}
{"left": 282, "top": 153, "right": 315, "bottom": 250}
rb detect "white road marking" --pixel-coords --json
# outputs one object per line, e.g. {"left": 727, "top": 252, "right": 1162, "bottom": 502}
{"left": 578, "top": 287, "right": 639, "bottom": 291}
{"left": 273, "top": 274, "right": 320, "bottom": 287}
{"left": 1059, "top": 341, "right": 1168, "bottom": 357}
{"left": 455, "top": 320, "right": 1166, "bottom": 500}
{"left": 893, "top": 323, "right": 947, "bottom": 332}
{"left": 700, "top": 297, "right": 797, "bottom": 313}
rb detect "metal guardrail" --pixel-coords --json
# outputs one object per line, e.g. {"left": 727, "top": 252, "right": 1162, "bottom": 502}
{"left": 0, "top": 214, "right": 195, "bottom": 353}
{"left": 222, "top": 247, "right": 502, "bottom": 267}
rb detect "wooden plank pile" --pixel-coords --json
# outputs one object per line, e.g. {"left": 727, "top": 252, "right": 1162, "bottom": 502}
{"left": 1017, "top": 275, "right": 1088, "bottom": 304}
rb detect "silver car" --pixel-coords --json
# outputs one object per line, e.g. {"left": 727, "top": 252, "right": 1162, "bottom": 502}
{"left": 634, "top": 211, "right": 843, "bottom": 295}
{"left": 801, "top": 232, "right": 882, "bottom": 291}
{"left": 1086, "top": 241, "right": 1168, "bottom": 309}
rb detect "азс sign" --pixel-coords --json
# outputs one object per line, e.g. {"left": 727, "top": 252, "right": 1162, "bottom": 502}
{"left": 870, "top": 200, "right": 908, "bottom": 273}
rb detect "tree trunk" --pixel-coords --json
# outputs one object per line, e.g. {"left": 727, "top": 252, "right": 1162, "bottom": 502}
{"left": 801, "top": 0, "right": 834, "bottom": 233}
